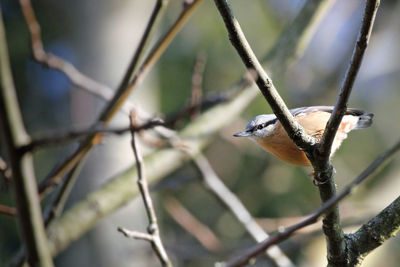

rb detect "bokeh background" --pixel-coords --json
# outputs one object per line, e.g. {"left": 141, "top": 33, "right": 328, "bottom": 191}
{"left": 1, "top": 0, "right": 399, "bottom": 266}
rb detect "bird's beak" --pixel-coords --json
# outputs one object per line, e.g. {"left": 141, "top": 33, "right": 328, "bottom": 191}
{"left": 233, "top": 130, "right": 252, "bottom": 137}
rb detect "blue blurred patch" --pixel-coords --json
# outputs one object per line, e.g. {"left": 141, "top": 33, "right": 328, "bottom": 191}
{"left": 25, "top": 41, "right": 77, "bottom": 100}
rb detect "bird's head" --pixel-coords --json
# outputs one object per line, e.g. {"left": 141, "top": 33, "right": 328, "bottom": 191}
{"left": 233, "top": 114, "right": 278, "bottom": 140}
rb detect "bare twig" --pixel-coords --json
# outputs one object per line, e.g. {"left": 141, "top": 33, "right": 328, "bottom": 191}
{"left": 22, "top": 93, "right": 228, "bottom": 153}
{"left": 117, "top": 0, "right": 169, "bottom": 90}
{"left": 318, "top": 0, "right": 380, "bottom": 161}
{"left": 164, "top": 196, "right": 222, "bottom": 253}
{"left": 0, "top": 204, "right": 17, "bottom": 217}
{"left": 24, "top": 119, "right": 165, "bottom": 152}
{"left": 38, "top": 0, "right": 204, "bottom": 198}
{"left": 256, "top": 209, "right": 376, "bottom": 235}
{"left": 0, "top": 7, "right": 53, "bottom": 267}
{"left": 118, "top": 227, "right": 154, "bottom": 242}
{"left": 43, "top": 161, "right": 86, "bottom": 227}
{"left": 18, "top": 0, "right": 136, "bottom": 114}
{"left": 226, "top": 139, "right": 400, "bottom": 267}
{"left": 118, "top": 111, "right": 171, "bottom": 267}
{"left": 189, "top": 52, "right": 207, "bottom": 118}
{"left": 192, "top": 154, "right": 294, "bottom": 267}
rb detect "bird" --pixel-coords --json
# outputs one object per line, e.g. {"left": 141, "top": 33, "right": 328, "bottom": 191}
{"left": 233, "top": 106, "right": 373, "bottom": 166}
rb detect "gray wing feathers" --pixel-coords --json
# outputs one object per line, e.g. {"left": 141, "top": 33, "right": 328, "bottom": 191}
{"left": 289, "top": 106, "right": 373, "bottom": 129}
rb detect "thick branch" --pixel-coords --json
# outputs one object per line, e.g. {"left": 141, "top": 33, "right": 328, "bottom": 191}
{"left": 346, "top": 196, "right": 400, "bottom": 266}
{"left": 214, "top": 1, "right": 381, "bottom": 266}
{"left": 226, "top": 139, "right": 400, "bottom": 267}
{"left": 0, "top": 7, "right": 53, "bottom": 267}
{"left": 312, "top": 1, "right": 379, "bottom": 265}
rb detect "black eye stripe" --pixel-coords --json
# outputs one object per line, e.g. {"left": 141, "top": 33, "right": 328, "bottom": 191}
{"left": 251, "top": 118, "right": 278, "bottom": 132}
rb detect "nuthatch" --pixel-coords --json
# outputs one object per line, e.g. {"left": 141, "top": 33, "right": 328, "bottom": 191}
{"left": 234, "top": 106, "right": 373, "bottom": 166}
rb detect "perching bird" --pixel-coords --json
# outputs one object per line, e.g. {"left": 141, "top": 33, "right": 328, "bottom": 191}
{"left": 234, "top": 106, "right": 373, "bottom": 166}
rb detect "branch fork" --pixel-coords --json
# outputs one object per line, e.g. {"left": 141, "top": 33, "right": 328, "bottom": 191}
{"left": 213, "top": 0, "right": 380, "bottom": 265}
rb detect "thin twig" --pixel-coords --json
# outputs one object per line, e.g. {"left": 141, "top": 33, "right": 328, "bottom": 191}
{"left": 192, "top": 154, "right": 294, "bottom": 267}
{"left": 23, "top": 93, "right": 228, "bottom": 153}
{"left": 164, "top": 196, "right": 222, "bottom": 253}
{"left": 18, "top": 0, "right": 135, "bottom": 114}
{"left": 43, "top": 161, "right": 86, "bottom": 227}
{"left": 118, "top": 227, "right": 154, "bottom": 242}
{"left": 116, "top": 0, "right": 169, "bottom": 94}
{"left": 118, "top": 111, "right": 171, "bottom": 267}
{"left": 226, "top": 139, "right": 400, "bottom": 267}
{"left": 24, "top": 119, "right": 165, "bottom": 152}
{"left": 38, "top": 0, "right": 204, "bottom": 198}
{"left": 0, "top": 7, "right": 53, "bottom": 267}
{"left": 189, "top": 52, "right": 207, "bottom": 118}
{"left": 318, "top": 0, "right": 380, "bottom": 161}
{"left": 213, "top": 0, "right": 316, "bottom": 153}
{"left": 0, "top": 204, "right": 17, "bottom": 217}
{"left": 256, "top": 208, "right": 376, "bottom": 235}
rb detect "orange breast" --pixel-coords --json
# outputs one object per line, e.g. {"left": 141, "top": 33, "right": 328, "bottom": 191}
{"left": 255, "top": 111, "right": 357, "bottom": 166}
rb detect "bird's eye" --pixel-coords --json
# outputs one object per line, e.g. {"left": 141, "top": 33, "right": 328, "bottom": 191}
{"left": 257, "top": 124, "right": 263, "bottom": 130}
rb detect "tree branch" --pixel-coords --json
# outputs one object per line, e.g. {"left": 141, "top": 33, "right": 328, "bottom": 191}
{"left": 213, "top": 0, "right": 380, "bottom": 265}
{"left": 116, "top": 0, "right": 169, "bottom": 92}
{"left": 0, "top": 156, "right": 12, "bottom": 186}
{"left": 21, "top": 93, "right": 228, "bottom": 153}
{"left": 38, "top": 0, "right": 204, "bottom": 198}
{"left": 164, "top": 196, "right": 222, "bottom": 253}
{"left": 0, "top": 7, "right": 53, "bottom": 267}
{"left": 192, "top": 154, "right": 294, "bottom": 267}
{"left": 45, "top": 87, "right": 259, "bottom": 257}
{"left": 18, "top": 0, "right": 134, "bottom": 114}
{"left": 43, "top": 162, "right": 86, "bottom": 227}
{"left": 311, "top": 1, "right": 380, "bottom": 264}
{"left": 318, "top": 0, "right": 380, "bottom": 162}
{"left": 346, "top": 196, "right": 400, "bottom": 266}
{"left": 40, "top": 0, "right": 332, "bottom": 257}
{"left": 117, "top": 227, "right": 154, "bottom": 242}
{"left": 0, "top": 204, "right": 17, "bottom": 217}
{"left": 226, "top": 139, "right": 400, "bottom": 267}
{"left": 213, "top": 0, "right": 316, "bottom": 152}
{"left": 117, "top": 111, "right": 171, "bottom": 267}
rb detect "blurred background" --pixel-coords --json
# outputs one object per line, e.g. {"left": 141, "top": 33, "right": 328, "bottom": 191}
{"left": 0, "top": 0, "right": 399, "bottom": 266}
